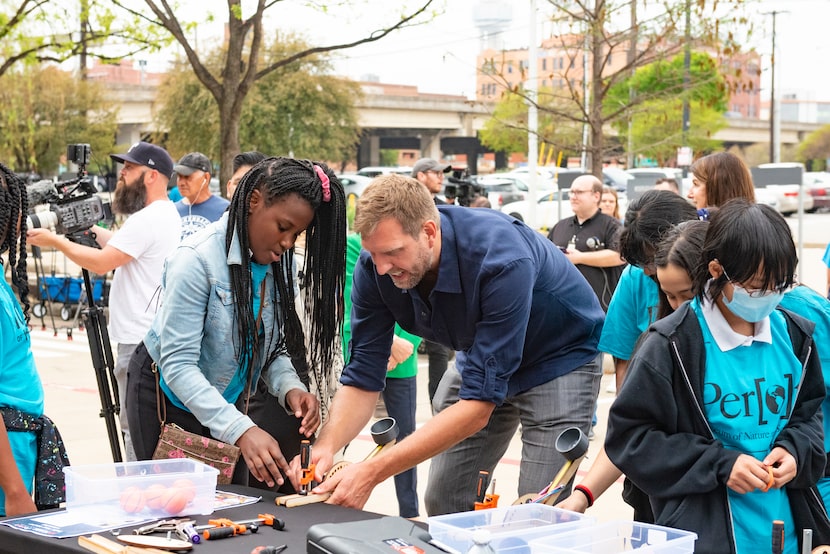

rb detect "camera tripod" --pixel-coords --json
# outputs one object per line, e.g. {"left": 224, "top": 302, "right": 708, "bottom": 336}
{"left": 69, "top": 230, "right": 123, "bottom": 462}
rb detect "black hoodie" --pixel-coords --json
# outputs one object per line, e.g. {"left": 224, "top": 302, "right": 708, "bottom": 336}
{"left": 606, "top": 303, "right": 825, "bottom": 554}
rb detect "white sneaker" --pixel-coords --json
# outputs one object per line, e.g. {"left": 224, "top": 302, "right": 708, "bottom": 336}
{"left": 606, "top": 382, "right": 616, "bottom": 394}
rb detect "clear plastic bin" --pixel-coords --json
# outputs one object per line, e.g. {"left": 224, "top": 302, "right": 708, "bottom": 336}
{"left": 427, "top": 504, "right": 594, "bottom": 553}
{"left": 529, "top": 520, "right": 697, "bottom": 553}
{"left": 63, "top": 459, "right": 218, "bottom": 518}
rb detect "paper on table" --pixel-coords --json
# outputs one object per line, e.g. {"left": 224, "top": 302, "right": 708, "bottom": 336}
{"left": 0, "top": 489, "right": 263, "bottom": 539}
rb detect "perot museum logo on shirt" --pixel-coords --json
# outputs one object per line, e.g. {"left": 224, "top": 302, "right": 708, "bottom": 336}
{"left": 703, "top": 375, "right": 795, "bottom": 424}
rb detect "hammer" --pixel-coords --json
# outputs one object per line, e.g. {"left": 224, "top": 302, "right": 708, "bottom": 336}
{"left": 513, "top": 426, "right": 589, "bottom": 505}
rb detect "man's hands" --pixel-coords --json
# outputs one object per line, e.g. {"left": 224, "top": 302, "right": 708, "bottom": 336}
{"left": 727, "top": 447, "right": 795, "bottom": 494}
{"left": 26, "top": 228, "right": 60, "bottom": 248}
{"left": 312, "top": 459, "right": 379, "bottom": 510}
{"left": 285, "top": 389, "right": 320, "bottom": 438}
{"left": 287, "top": 443, "right": 335, "bottom": 492}
{"left": 286, "top": 452, "right": 380, "bottom": 511}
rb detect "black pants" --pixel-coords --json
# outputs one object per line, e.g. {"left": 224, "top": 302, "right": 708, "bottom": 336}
{"left": 126, "top": 342, "right": 303, "bottom": 490}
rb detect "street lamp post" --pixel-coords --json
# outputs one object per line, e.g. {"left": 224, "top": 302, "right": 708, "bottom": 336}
{"left": 767, "top": 10, "right": 782, "bottom": 163}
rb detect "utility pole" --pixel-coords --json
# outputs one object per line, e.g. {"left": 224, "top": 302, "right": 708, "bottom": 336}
{"left": 79, "top": 0, "right": 89, "bottom": 80}
{"left": 527, "top": 0, "right": 539, "bottom": 224}
{"left": 766, "top": 10, "right": 782, "bottom": 163}
{"left": 626, "top": 0, "right": 637, "bottom": 169}
{"left": 681, "top": 0, "right": 691, "bottom": 175}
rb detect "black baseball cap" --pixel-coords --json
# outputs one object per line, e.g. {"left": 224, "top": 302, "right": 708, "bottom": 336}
{"left": 110, "top": 142, "right": 174, "bottom": 178}
{"left": 173, "top": 152, "right": 212, "bottom": 176}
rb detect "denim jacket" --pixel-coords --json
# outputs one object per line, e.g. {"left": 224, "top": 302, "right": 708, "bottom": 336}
{"left": 144, "top": 212, "right": 305, "bottom": 445}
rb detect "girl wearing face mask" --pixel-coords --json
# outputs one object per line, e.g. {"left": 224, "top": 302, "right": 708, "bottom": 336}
{"left": 606, "top": 199, "right": 826, "bottom": 554}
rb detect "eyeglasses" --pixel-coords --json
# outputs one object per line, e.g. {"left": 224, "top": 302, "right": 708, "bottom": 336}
{"left": 569, "top": 189, "right": 594, "bottom": 195}
{"left": 722, "top": 268, "right": 790, "bottom": 297}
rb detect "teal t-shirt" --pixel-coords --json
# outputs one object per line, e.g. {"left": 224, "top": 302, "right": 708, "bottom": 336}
{"left": 0, "top": 276, "right": 45, "bottom": 515}
{"left": 161, "top": 262, "right": 270, "bottom": 411}
{"left": 694, "top": 298, "right": 799, "bottom": 553}
{"left": 780, "top": 286, "right": 830, "bottom": 505}
{"left": 598, "top": 265, "right": 659, "bottom": 360}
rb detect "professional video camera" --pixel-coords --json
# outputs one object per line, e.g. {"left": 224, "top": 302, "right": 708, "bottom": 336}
{"left": 443, "top": 167, "right": 483, "bottom": 207}
{"left": 26, "top": 144, "right": 111, "bottom": 247}
{"left": 28, "top": 144, "right": 123, "bottom": 462}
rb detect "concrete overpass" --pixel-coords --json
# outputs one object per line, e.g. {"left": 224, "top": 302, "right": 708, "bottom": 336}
{"left": 106, "top": 81, "right": 821, "bottom": 165}
{"left": 713, "top": 117, "right": 823, "bottom": 148}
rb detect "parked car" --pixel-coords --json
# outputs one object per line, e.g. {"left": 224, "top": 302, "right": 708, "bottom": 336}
{"left": 502, "top": 187, "right": 630, "bottom": 232}
{"left": 479, "top": 172, "right": 556, "bottom": 195}
{"left": 804, "top": 171, "right": 830, "bottom": 212}
{"left": 473, "top": 176, "right": 527, "bottom": 209}
{"left": 514, "top": 167, "right": 632, "bottom": 193}
{"left": 337, "top": 174, "right": 374, "bottom": 201}
{"left": 753, "top": 187, "right": 781, "bottom": 212}
{"left": 501, "top": 190, "right": 575, "bottom": 231}
{"left": 625, "top": 168, "right": 683, "bottom": 200}
{"left": 355, "top": 166, "right": 412, "bottom": 178}
{"left": 751, "top": 163, "right": 814, "bottom": 216}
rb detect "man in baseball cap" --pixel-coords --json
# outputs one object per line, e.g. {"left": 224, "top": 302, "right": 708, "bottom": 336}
{"left": 29, "top": 140, "right": 181, "bottom": 461}
{"left": 172, "top": 152, "right": 228, "bottom": 239}
{"left": 412, "top": 157, "right": 451, "bottom": 202}
{"left": 109, "top": 141, "right": 174, "bottom": 179}
{"left": 411, "top": 158, "right": 451, "bottom": 179}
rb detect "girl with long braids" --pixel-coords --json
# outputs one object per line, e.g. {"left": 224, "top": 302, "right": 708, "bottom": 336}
{"left": 0, "top": 164, "right": 69, "bottom": 515}
{"left": 127, "top": 157, "right": 346, "bottom": 489}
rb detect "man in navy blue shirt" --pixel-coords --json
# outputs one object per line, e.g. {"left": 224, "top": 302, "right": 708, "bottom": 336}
{"left": 293, "top": 174, "right": 604, "bottom": 515}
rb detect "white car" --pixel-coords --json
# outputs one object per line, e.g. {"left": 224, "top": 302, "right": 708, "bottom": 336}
{"left": 355, "top": 166, "right": 412, "bottom": 178}
{"left": 472, "top": 176, "right": 527, "bottom": 208}
{"left": 751, "top": 163, "right": 814, "bottom": 216}
{"left": 496, "top": 171, "right": 557, "bottom": 192}
{"left": 501, "top": 190, "right": 575, "bottom": 231}
{"left": 337, "top": 174, "right": 374, "bottom": 201}
{"left": 625, "top": 168, "right": 683, "bottom": 200}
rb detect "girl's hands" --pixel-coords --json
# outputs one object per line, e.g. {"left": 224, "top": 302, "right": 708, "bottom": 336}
{"left": 285, "top": 389, "right": 320, "bottom": 437}
{"left": 727, "top": 447, "right": 795, "bottom": 493}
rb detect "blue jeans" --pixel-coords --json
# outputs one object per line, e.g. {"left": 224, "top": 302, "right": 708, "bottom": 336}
{"left": 382, "top": 376, "right": 419, "bottom": 518}
{"left": 424, "top": 356, "right": 601, "bottom": 516}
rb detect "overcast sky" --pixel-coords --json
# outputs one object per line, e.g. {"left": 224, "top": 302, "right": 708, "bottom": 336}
{"left": 155, "top": 0, "right": 830, "bottom": 102}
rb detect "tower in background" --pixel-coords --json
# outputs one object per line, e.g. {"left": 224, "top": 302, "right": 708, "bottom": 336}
{"left": 472, "top": 0, "right": 513, "bottom": 51}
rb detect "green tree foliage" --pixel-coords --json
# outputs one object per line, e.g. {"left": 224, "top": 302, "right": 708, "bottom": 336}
{"left": 480, "top": 88, "right": 583, "bottom": 160}
{"left": 797, "top": 124, "right": 830, "bottom": 170}
{"left": 0, "top": 0, "right": 170, "bottom": 78}
{"left": 606, "top": 51, "right": 728, "bottom": 164}
{"left": 607, "top": 51, "right": 728, "bottom": 113}
{"left": 157, "top": 36, "right": 361, "bottom": 166}
{"left": 0, "top": 65, "right": 117, "bottom": 175}
{"left": 480, "top": 91, "right": 528, "bottom": 155}
{"left": 114, "top": 0, "right": 436, "bottom": 189}
{"left": 626, "top": 96, "right": 725, "bottom": 165}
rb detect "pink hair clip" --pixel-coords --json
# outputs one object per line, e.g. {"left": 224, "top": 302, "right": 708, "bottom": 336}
{"left": 314, "top": 165, "right": 331, "bottom": 202}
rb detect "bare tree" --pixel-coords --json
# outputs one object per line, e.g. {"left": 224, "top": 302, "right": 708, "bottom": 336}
{"left": 111, "top": 0, "right": 436, "bottom": 187}
{"left": 478, "top": 0, "right": 752, "bottom": 175}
